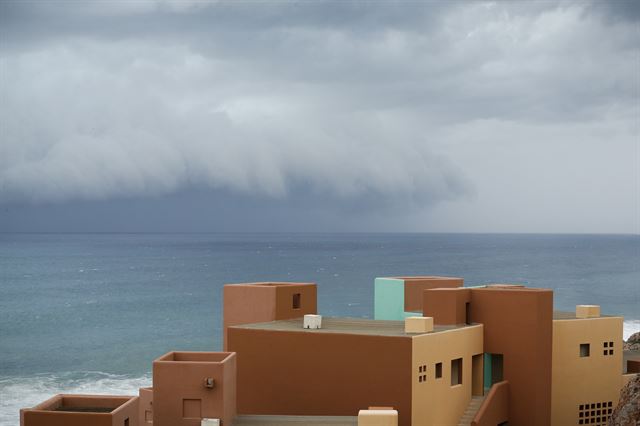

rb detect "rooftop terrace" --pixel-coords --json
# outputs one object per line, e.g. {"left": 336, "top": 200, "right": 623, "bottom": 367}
{"left": 552, "top": 311, "right": 621, "bottom": 320}
{"left": 233, "top": 415, "right": 357, "bottom": 426}
{"left": 230, "top": 316, "right": 476, "bottom": 336}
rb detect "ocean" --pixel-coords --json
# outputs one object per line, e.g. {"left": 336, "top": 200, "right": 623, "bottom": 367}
{"left": 1, "top": 232, "right": 638, "bottom": 424}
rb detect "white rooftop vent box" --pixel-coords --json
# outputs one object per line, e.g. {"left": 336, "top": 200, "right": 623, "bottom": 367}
{"left": 303, "top": 314, "right": 322, "bottom": 329}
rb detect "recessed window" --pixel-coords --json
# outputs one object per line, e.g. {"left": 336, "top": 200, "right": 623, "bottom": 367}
{"left": 580, "top": 343, "right": 590, "bottom": 357}
{"left": 603, "top": 342, "right": 614, "bottom": 356}
{"left": 124, "top": 419, "right": 129, "bottom": 426}
{"left": 451, "top": 358, "right": 462, "bottom": 386}
{"left": 435, "top": 362, "right": 442, "bottom": 379}
{"left": 292, "top": 293, "right": 301, "bottom": 309}
{"left": 417, "top": 365, "right": 426, "bottom": 383}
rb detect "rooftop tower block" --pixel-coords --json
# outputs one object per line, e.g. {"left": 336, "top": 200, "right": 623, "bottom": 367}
{"left": 152, "top": 352, "right": 236, "bottom": 426}
{"left": 374, "top": 276, "right": 463, "bottom": 320}
{"left": 222, "top": 282, "right": 317, "bottom": 350}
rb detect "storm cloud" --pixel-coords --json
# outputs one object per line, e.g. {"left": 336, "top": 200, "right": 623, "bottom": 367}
{"left": 0, "top": 0, "right": 637, "bottom": 232}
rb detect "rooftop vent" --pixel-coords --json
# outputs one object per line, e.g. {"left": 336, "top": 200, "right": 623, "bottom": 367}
{"left": 303, "top": 314, "right": 322, "bottom": 329}
{"left": 358, "top": 408, "right": 398, "bottom": 426}
{"left": 576, "top": 305, "right": 601, "bottom": 319}
{"left": 405, "top": 316, "right": 434, "bottom": 334}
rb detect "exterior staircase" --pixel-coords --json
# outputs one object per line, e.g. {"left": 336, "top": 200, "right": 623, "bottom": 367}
{"left": 457, "top": 395, "right": 486, "bottom": 426}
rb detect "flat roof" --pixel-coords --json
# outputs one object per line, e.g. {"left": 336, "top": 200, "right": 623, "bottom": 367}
{"left": 553, "top": 311, "right": 621, "bottom": 320}
{"left": 233, "top": 415, "right": 357, "bottom": 426}
{"left": 230, "top": 317, "right": 475, "bottom": 337}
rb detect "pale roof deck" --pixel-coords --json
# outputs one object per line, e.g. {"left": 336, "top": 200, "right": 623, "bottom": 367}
{"left": 553, "top": 311, "right": 621, "bottom": 320}
{"left": 233, "top": 415, "right": 357, "bottom": 426}
{"left": 230, "top": 316, "right": 474, "bottom": 337}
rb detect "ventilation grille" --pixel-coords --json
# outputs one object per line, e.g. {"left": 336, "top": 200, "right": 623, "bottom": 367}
{"left": 578, "top": 402, "right": 613, "bottom": 425}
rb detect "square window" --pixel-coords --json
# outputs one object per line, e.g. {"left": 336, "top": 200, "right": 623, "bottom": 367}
{"left": 580, "top": 404, "right": 584, "bottom": 410}
{"left": 579, "top": 421, "right": 584, "bottom": 425}
{"left": 604, "top": 350, "right": 608, "bottom": 356}
{"left": 608, "top": 402, "right": 612, "bottom": 407}
{"left": 609, "top": 341, "right": 614, "bottom": 347}
{"left": 435, "top": 362, "right": 442, "bottom": 379}
{"left": 580, "top": 344, "right": 590, "bottom": 357}
{"left": 608, "top": 349, "right": 613, "bottom": 355}
{"left": 604, "top": 342, "right": 609, "bottom": 348}
{"left": 292, "top": 293, "right": 301, "bottom": 309}
{"left": 419, "top": 376, "right": 423, "bottom": 383}
{"left": 597, "top": 403, "right": 601, "bottom": 408}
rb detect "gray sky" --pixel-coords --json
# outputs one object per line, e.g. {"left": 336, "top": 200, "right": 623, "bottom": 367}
{"left": 0, "top": 0, "right": 638, "bottom": 233}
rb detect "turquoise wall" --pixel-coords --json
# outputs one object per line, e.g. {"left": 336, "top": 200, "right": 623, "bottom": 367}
{"left": 374, "top": 278, "right": 406, "bottom": 320}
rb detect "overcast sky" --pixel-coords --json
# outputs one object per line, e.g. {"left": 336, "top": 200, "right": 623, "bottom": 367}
{"left": 0, "top": 0, "right": 638, "bottom": 233}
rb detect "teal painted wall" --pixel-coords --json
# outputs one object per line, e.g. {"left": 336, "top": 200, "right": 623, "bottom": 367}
{"left": 373, "top": 278, "right": 405, "bottom": 320}
{"left": 484, "top": 353, "right": 492, "bottom": 389}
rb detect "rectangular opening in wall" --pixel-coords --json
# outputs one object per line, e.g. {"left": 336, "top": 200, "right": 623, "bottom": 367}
{"left": 124, "top": 419, "right": 129, "bottom": 426}
{"left": 491, "top": 354, "right": 504, "bottom": 384}
{"left": 451, "top": 358, "right": 463, "bottom": 386}
{"left": 472, "top": 353, "right": 483, "bottom": 396}
{"left": 435, "top": 362, "right": 442, "bottom": 379}
{"left": 580, "top": 343, "right": 590, "bottom": 357}
{"left": 292, "top": 293, "right": 301, "bottom": 309}
{"left": 465, "top": 302, "right": 471, "bottom": 325}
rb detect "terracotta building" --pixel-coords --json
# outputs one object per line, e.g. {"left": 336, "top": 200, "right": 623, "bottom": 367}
{"left": 20, "top": 394, "right": 139, "bottom": 426}
{"left": 20, "top": 276, "right": 634, "bottom": 426}
{"left": 227, "top": 317, "right": 483, "bottom": 426}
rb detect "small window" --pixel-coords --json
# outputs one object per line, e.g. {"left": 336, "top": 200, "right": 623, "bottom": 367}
{"left": 580, "top": 343, "right": 590, "bottom": 357}
{"left": 435, "top": 362, "right": 442, "bottom": 379}
{"left": 124, "top": 419, "right": 129, "bottom": 426}
{"left": 292, "top": 293, "right": 301, "bottom": 309}
{"left": 451, "top": 358, "right": 462, "bottom": 386}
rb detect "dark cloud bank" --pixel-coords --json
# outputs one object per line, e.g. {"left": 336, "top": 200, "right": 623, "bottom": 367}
{"left": 0, "top": 0, "right": 637, "bottom": 233}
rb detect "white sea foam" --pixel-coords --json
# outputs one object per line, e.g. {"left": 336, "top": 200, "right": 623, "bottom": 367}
{"left": 624, "top": 319, "right": 640, "bottom": 341}
{"left": 0, "top": 371, "right": 150, "bottom": 426}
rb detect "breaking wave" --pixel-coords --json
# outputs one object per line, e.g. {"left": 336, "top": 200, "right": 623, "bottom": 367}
{"left": 0, "top": 371, "right": 150, "bottom": 425}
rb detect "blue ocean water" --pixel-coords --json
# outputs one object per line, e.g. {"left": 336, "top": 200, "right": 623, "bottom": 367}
{"left": 1, "top": 232, "right": 639, "bottom": 424}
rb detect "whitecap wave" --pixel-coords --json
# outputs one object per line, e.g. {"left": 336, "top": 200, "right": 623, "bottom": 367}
{"left": 0, "top": 371, "right": 150, "bottom": 426}
{"left": 624, "top": 319, "right": 640, "bottom": 341}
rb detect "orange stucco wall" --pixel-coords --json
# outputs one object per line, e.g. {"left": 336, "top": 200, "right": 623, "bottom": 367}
{"left": 228, "top": 328, "right": 413, "bottom": 426}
